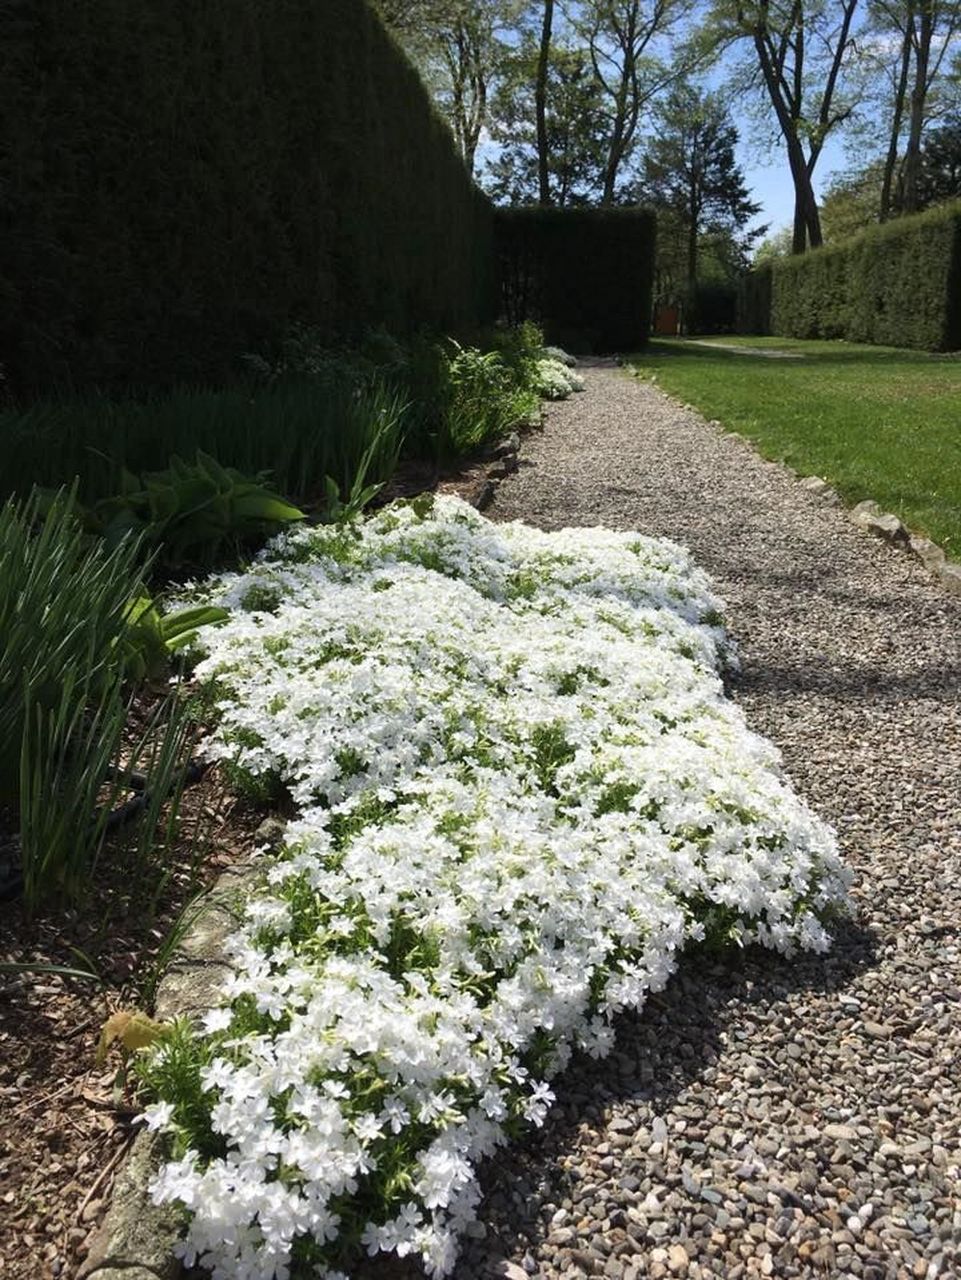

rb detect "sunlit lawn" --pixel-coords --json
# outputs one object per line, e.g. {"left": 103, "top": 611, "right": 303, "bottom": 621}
{"left": 628, "top": 336, "right": 961, "bottom": 557}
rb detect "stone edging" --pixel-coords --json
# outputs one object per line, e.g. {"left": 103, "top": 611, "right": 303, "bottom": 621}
{"left": 82, "top": 433, "right": 529, "bottom": 1278}
{"left": 461, "top": 429, "right": 523, "bottom": 510}
{"left": 80, "top": 820, "right": 286, "bottom": 1280}
{"left": 708, "top": 418, "right": 961, "bottom": 599}
{"left": 791, "top": 474, "right": 961, "bottom": 598}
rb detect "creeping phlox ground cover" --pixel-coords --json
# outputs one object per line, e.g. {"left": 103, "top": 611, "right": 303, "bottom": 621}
{"left": 140, "top": 497, "right": 851, "bottom": 1280}
{"left": 535, "top": 357, "right": 585, "bottom": 400}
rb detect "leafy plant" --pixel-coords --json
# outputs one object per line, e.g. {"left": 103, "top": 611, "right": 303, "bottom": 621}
{"left": 1, "top": 376, "right": 408, "bottom": 515}
{"left": 444, "top": 340, "right": 538, "bottom": 452}
{"left": 82, "top": 451, "right": 305, "bottom": 568}
{"left": 120, "top": 597, "right": 229, "bottom": 682}
{"left": 0, "top": 488, "right": 144, "bottom": 809}
{"left": 1, "top": 489, "right": 200, "bottom": 907}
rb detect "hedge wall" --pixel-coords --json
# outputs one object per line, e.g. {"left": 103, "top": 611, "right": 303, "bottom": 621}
{"left": 0, "top": 0, "right": 496, "bottom": 394}
{"left": 737, "top": 202, "right": 961, "bottom": 351}
{"left": 496, "top": 208, "right": 657, "bottom": 352}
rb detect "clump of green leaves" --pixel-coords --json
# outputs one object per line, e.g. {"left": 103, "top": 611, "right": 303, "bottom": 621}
{"left": 1, "top": 489, "right": 199, "bottom": 906}
{"left": 76, "top": 451, "right": 305, "bottom": 568}
{"left": 443, "top": 340, "right": 538, "bottom": 452}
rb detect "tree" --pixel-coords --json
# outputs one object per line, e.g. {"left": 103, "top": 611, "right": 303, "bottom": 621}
{"left": 819, "top": 162, "right": 884, "bottom": 239}
{"left": 917, "top": 113, "right": 961, "bottom": 203}
{"left": 484, "top": 41, "right": 610, "bottom": 205}
{"left": 709, "top": 0, "right": 862, "bottom": 252}
{"left": 642, "top": 85, "right": 763, "bottom": 290}
{"left": 577, "top": 0, "right": 700, "bottom": 204}
{"left": 877, "top": 0, "right": 961, "bottom": 215}
{"left": 535, "top": 1, "right": 555, "bottom": 204}
{"left": 754, "top": 224, "right": 795, "bottom": 259}
{"left": 374, "top": 0, "right": 526, "bottom": 174}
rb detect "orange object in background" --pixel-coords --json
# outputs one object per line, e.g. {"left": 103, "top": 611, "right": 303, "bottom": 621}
{"left": 654, "top": 305, "right": 679, "bottom": 336}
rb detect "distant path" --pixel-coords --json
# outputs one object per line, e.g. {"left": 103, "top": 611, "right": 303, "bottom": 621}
{"left": 679, "top": 339, "right": 804, "bottom": 358}
{"left": 456, "top": 366, "right": 961, "bottom": 1279}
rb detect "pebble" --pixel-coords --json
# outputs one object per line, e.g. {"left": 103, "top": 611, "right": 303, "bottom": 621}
{"left": 415, "top": 368, "right": 961, "bottom": 1280}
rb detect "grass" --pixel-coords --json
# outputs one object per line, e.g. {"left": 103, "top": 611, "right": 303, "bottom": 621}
{"left": 628, "top": 337, "right": 961, "bottom": 557}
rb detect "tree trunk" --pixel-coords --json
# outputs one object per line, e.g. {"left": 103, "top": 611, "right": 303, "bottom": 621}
{"left": 881, "top": 10, "right": 914, "bottom": 220}
{"left": 902, "top": 2, "right": 933, "bottom": 213}
{"left": 535, "top": 0, "right": 554, "bottom": 206}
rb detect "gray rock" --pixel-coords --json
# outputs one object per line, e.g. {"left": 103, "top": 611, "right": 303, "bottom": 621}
{"left": 81, "top": 1133, "right": 182, "bottom": 1280}
{"left": 908, "top": 535, "right": 947, "bottom": 573}
{"left": 938, "top": 561, "right": 961, "bottom": 596}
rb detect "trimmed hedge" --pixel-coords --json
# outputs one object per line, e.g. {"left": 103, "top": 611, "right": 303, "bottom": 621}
{"left": 0, "top": 0, "right": 496, "bottom": 394}
{"left": 737, "top": 202, "right": 961, "bottom": 351}
{"left": 496, "top": 208, "right": 657, "bottom": 352}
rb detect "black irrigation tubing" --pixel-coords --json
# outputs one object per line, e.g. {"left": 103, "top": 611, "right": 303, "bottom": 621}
{"left": 0, "top": 757, "right": 211, "bottom": 903}
{"left": 100, "top": 757, "right": 209, "bottom": 832}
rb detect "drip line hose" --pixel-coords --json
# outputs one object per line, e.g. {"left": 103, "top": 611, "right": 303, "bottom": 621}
{"left": 0, "top": 758, "right": 211, "bottom": 903}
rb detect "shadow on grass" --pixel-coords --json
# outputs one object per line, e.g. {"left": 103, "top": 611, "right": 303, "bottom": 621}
{"left": 639, "top": 340, "right": 945, "bottom": 369}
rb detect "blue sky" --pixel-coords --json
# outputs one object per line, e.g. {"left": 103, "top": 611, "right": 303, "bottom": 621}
{"left": 736, "top": 136, "right": 849, "bottom": 239}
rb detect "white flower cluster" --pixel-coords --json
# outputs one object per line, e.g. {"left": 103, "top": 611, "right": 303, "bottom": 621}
{"left": 541, "top": 344, "right": 577, "bottom": 368}
{"left": 535, "top": 357, "right": 585, "bottom": 399}
{"left": 149, "top": 497, "right": 850, "bottom": 1280}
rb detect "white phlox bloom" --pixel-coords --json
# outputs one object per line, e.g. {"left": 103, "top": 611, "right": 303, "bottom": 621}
{"left": 148, "top": 497, "right": 851, "bottom": 1278}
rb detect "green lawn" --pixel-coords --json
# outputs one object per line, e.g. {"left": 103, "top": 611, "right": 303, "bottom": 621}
{"left": 628, "top": 337, "right": 961, "bottom": 557}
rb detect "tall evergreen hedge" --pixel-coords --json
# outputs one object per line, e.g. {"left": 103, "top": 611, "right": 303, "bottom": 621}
{"left": 496, "top": 208, "right": 657, "bottom": 352}
{"left": 0, "top": 0, "right": 496, "bottom": 394}
{"left": 737, "top": 203, "right": 961, "bottom": 351}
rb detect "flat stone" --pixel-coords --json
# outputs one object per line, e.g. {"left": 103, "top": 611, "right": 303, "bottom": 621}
{"left": 154, "top": 960, "right": 234, "bottom": 1023}
{"left": 667, "top": 1243, "right": 690, "bottom": 1274}
{"left": 863, "top": 512, "right": 909, "bottom": 545}
{"left": 798, "top": 476, "right": 840, "bottom": 505}
{"left": 937, "top": 561, "right": 961, "bottom": 596}
{"left": 850, "top": 499, "right": 882, "bottom": 528}
{"left": 468, "top": 478, "right": 497, "bottom": 510}
{"left": 862, "top": 1020, "right": 894, "bottom": 1039}
{"left": 81, "top": 1132, "right": 182, "bottom": 1280}
{"left": 86, "top": 1270, "right": 166, "bottom": 1280}
{"left": 908, "top": 535, "right": 947, "bottom": 572}
{"left": 496, "top": 1263, "right": 530, "bottom": 1280}
{"left": 823, "top": 1124, "right": 859, "bottom": 1142}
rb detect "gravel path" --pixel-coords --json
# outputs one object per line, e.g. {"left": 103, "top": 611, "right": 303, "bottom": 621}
{"left": 454, "top": 366, "right": 961, "bottom": 1280}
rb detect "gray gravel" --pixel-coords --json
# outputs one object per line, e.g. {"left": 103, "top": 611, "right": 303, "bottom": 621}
{"left": 446, "top": 367, "right": 961, "bottom": 1280}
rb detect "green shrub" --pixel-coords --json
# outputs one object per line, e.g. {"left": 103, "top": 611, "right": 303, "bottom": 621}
{"left": 79, "top": 452, "right": 305, "bottom": 569}
{"left": 688, "top": 282, "right": 738, "bottom": 335}
{"left": 444, "top": 341, "right": 538, "bottom": 452}
{"left": 496, "top": 208, "right": 657, "bottom": 352}
{"left": 0, "top": 0, "right": 495, "bottom": 395}
{"left": 737, "top": 202, "right": 961, "bottom": 351}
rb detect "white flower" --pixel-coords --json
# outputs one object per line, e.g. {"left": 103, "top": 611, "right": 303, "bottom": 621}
{"left": 140, "top": 1100, "right": 176, "bottom": 1132}
{"left": 148, "top": 496, "right": 851, "bottom": 1279}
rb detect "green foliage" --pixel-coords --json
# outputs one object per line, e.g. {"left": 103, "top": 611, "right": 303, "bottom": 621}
{"left": 0, "top": 490, "right": 193, "bottom": 906}
{"left": 484, "top": 40, "right": 609, "bottom": 205}
{"left": 918, "top": 116, "right": 961, "bottom": 210}
{"left": 78, "top": 452, "right": 305, "bottom": 569}
{"left": 444, "top": 340, "right": 538, "bottom": 451}
{"left": 0, "top": 0, "right": 496, "bottom": 396}
{"left": 496, "top": 207, "right": 657, "bottom": 352}
{"left": 642, "top": 85, "right": 762, "bottom": 297}
{"left": 738, "top": 202, "right": 961, "bottom": 351}
{"left": 120, "top": 598, "right": 230, "bottom": 683}
{"left": 0, "top": 376, "right": 409, "bottom": 512}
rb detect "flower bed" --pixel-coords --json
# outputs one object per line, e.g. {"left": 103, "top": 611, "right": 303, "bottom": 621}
{"left": 141, "top": 497, "right": 850, "bottom": 1280}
